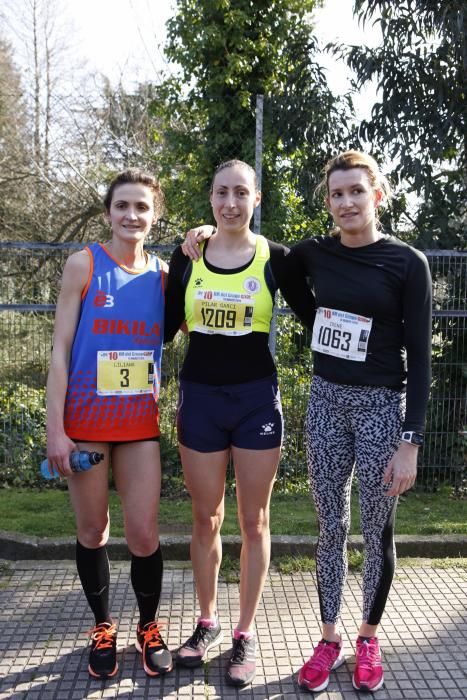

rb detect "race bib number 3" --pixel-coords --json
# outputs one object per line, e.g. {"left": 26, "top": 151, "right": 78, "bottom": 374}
{"left": 97, "top": 350, "right": 154, "bottom": 396}
{"left": 193, "top": 290, "right": 255, "bottom": 336}
{"left": 311, "top": 307, "right": 373, "bottom": 362}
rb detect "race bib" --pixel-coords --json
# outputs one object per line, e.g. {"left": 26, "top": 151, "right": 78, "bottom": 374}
{"left": 193, "top": 290, "right": 255, "bottom": 336}
{"left": 311, "top": 307, "right": 372, "bottom": 361}
{"left": 97, "top": 350, "right": 154, "bottom": 396}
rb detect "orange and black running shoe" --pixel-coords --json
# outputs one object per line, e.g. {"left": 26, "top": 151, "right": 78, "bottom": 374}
{"left": 88, "top": 622, "right": 118, "bottom": 679}
{"left": 135, "top": 621, "right": 173, "bottom": 676}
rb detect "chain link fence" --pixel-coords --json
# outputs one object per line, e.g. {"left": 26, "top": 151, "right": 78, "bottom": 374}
{"left": 0, "top": 242, "right": 465, "bottom": 491}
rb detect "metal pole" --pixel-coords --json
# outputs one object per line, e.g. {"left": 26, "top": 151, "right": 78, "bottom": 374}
{"left": 254, "top": 94, "right": 277, "bottom": 356}
{"left": 254, "top": 94, "right": 264, "bottom": 235}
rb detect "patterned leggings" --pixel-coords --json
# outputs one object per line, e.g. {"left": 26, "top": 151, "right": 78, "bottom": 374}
{"left": 306, "top": 376, "right": 405, "bottom": 626}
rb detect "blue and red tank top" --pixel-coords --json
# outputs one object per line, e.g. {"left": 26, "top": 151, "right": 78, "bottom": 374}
{"left": 64, "top": 243, "right": 165, "bottom": 441}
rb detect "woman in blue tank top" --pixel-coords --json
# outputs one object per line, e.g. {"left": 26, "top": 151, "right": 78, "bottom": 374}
{"left": 46, "top": 169, "right": 172, "bottom": 680}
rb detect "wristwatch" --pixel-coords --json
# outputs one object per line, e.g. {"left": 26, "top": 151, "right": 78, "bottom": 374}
{"left": 401, "top": 431, "right": 424, "bottom": 446}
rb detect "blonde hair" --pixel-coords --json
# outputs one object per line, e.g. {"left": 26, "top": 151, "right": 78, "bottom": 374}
{"left": 316, "top": 150, "right": 392, "bottom": 231}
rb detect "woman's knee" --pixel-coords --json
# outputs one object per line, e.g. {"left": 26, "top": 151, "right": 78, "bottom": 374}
{"left": 239, "top": 510, "right": 270, "bottom": 543}
{"left": 76, "top": 515, "right": 110, "bottom": 548}
{"left": 192, "top": 508, "right": 224, "bottom": 537}
{"left": 319, "top": 518, "right": 349, "bottom": 548}
{"left": 124, "top": 515, "right": 159, "bottom": 556}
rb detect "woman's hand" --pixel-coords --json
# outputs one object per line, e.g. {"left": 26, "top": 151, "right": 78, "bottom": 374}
{"left": 46, "top": 430, "right": 77, "bottom": 478}
{"left": 383, "top": 441, "right": 418, "bottom": 496}
{"left": 181, "top": 225, "right": 216, "bottom": 260}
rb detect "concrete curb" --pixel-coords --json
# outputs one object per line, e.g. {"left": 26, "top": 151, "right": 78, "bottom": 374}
{"left": 1, "top": 531, "right": 466, "bottom": 560}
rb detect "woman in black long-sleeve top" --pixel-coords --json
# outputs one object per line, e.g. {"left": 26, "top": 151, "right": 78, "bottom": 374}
{"left": 290, "top": 151, "right": 431, "bottom": 694}
{"left": 185, "top": 150, "right": 432, "bottom": 694}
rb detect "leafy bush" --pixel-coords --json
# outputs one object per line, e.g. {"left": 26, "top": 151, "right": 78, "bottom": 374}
{"left": 0, "top": 384, "right": 47, "bottom": 487}
{"left": 274, "top": 311, "right": 312, "bottom": 490}
{"left": 0, "top": 378, "right": 187, "bottom": 491}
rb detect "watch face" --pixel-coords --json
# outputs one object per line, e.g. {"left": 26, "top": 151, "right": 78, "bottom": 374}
{"left": 403, "top": 431, "right": 424, "bottom": 446}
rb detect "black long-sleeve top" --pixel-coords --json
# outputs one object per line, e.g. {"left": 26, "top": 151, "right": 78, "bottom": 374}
{"left": 285, "top": 234, "right": 432, "bottom": 432}
{"left": 164, "top": 239, "right": 316, "bottom": 386}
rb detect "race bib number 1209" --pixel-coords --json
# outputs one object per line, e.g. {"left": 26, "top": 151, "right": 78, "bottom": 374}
{"left": 311, "top": 307, "right": 372, "bottom": 362}
{"left": 192, "top": 289, "right": 255, "bottom": 336}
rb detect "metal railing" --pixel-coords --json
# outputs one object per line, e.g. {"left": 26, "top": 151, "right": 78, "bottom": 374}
{"left": 0, "top": 243, "right": 465, "bottom": 491}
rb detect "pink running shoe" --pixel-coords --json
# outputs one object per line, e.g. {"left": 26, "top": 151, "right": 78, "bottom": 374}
{"left": 298, "top": 639, "right": 345, "bottom": 692}
{"left": 352, "top": 637, "right": 384, "bottom": 692}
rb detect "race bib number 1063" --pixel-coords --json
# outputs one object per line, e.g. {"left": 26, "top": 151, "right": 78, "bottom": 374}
{"left": 311, "top": 307, "right": 372, "bottom": 362}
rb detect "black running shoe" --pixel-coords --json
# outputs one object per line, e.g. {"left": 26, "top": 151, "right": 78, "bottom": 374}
{"left": 225, "top": 634, "right": 256, "bottom": 687}
{"left": 175, "top": 620, "right": 223, "bottom": 668}
{"left": 135, "top": 621, "right": 173, "bottom": 676}
{"left": 88, "top": 622, "right": 118, "bottom": 679}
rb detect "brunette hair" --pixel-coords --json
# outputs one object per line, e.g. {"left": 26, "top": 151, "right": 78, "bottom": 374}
{"left": 103, "top": 168, "right": 165, "bottom": 218}
{"left": 210, "top": 159, "right": 258, "bottom": 192}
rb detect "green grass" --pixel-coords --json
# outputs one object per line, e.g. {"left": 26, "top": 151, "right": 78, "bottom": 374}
{"left": 0, "top": 485, "right": 465, "bottom": 538}
{"left": 274, "top": 555, "right": 467, "bottom": 574}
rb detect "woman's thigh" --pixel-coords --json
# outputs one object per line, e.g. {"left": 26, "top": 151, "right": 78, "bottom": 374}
{"left": 305, "top": 396, "right": 355, "bottom": 523}
{"left": 233, "top": 446, "right": 280, "bottom": 528}
{"left": 179, "top": 445, "right": 229, "bottom": 520}
{"left": 112, "top": 440, "right": 161, "bottom": 552}
{"left": 67, "top": 441, "right": 111, "bottom": 542}
{"left": 354, "top": 399, "right": 403, "bottom": 535}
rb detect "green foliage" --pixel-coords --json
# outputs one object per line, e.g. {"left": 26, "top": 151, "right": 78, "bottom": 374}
{"left": 0, "top": 385, "right": 46, "bottom": 487}
{"left": 274, "top": 311, "right": 312, "bottom": 486}
{"left": 166, "top": 1, "right": 321, "bottom": 97}
{"left": 275, "top": 555, "right": 315, "bottom": 574}
{"left": 154, "top": 0, "right": 354, "bottom": 238}
{"left": 158, "top": 378, "right": 185, "bottom": 489}
{"left": 342, "top": 0, "right": 466, "bottom": 247}
{"left": 422, "top": 558, "right": 467, "bottom": 570}
{"left": 347, "top": 549, "right": 364, "bottom": 571}
{"left": 1, "top": 311, "right": 464, "bottom": 494}
{"left": 219, "top": 554, "right": 241, "bottom": 583}
{"left": 425, "top": 255, "right": 467, "bottom": 493}
{"left": 276, "top": 551, "right": 364, "bottom": 573}
{"left": 426, "top": 321, "right": 466, "bottom": 492}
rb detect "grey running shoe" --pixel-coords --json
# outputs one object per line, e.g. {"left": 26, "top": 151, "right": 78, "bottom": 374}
{"left": 175, "top": 620, "right": 223, "bottom": 668}
{"left": 225, "top": 634, "right": 256, "bottom": 687}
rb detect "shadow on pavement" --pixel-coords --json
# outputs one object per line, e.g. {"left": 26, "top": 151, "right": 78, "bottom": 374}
{"left": 0, "top": 560, "right": 465, "bottom": 698}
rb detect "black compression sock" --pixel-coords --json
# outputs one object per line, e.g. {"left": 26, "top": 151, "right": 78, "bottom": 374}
{"left": 75, "top": 540, "right": 111, "bottom": 624}
{"left": 130, "top": 546, "right": 163, "bottom": 627}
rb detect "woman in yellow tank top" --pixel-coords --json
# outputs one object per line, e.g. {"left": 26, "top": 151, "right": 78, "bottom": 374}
{"left": 164, "top": 159, "right": 315, "bottom": 687}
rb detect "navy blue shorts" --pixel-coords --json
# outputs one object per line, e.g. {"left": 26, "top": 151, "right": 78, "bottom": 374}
{"left": 177, "top": 374, "right": 283, "bottom": 452}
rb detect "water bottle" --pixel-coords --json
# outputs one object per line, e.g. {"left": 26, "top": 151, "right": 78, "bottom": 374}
{"left": 40, "top": 451, "right": 104, "bottom": 480}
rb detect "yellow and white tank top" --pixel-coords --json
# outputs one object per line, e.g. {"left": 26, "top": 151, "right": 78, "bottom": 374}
{"left": 185, "top": 234, "right": 274, "bottom": 336}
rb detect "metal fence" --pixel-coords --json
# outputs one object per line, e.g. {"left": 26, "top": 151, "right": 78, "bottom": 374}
{"left": 0, "top": 242, "right": 465, "bottom": 491}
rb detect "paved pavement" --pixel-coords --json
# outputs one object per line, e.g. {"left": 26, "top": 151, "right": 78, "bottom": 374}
{"left": 0, "top": 559, "right": 466, "bottom": 699}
